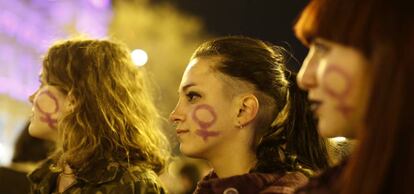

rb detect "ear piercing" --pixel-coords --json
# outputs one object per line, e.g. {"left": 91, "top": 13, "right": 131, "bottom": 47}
{"left": 238, "top": 121, "right": 244, "bottom": 129}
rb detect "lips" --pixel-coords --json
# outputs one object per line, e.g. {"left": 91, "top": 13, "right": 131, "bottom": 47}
{"left": 176, "top": 129, "right": 190, "bottom": 135}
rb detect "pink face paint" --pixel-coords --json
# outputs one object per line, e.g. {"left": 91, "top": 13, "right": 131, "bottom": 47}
{"left": 35, "top": 90, "right": 59, "bottom": 129}
{"left": 322, "top": 65, "right": 353, "bottom": 117}
{"left": 192, "top": 104, "right": 219, "bottom": 141}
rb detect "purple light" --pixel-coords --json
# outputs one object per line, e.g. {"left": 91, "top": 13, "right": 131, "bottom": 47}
{"left": 0, "top": 0, "right": 113, "bottom": 166}
{"left": 0, "top": 0, "right": 112, "bottom": 101}
{"left": 89, "top": 0, "right": 111, "bottom": 9}
{"left": 49, "top": 1, "right": 75, "bottom": 24}
{"left": 0, "top": 11, "right": 19, "bottom": 37}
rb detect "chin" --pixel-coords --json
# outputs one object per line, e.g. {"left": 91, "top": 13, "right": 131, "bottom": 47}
{"left": 319, "top": 120, "right": 353, "bottom": 138}
{"left": 28, "top": 124, "right": 40, "bottom": 137}
{"left": 28, "top": 130, "right": 46, "bottom": 140}
{"left": 179, "top": 143, "right": 205, "bottom": 159}
{"left": 28, "top": 124, "right": 56, "bottom": 141}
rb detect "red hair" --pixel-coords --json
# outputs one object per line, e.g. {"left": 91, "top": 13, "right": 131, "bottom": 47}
{"left": 295, "top": 0, "right": 414, "bottom": 193}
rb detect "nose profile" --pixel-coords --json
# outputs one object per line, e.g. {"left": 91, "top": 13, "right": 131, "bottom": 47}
{"left": 297, "top": 54, "right": 318, "bottom": 90}
{"left": 169, "top": 109, "right": 184, "bottom": 124}
{"left": 169, "top": 102, "right": 186, "bottom": 125}
{"left": 28, "top": 91, "right": 37, "bottom": 103}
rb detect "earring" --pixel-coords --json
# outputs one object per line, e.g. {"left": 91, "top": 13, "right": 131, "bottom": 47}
{"left": 238, "top": 121, "right": 244, "bottom": 129}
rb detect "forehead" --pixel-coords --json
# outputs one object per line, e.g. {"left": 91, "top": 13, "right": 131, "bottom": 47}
{"left": 314, "top": 38, "right": 364, "bottom": 59}
{"left": 185, "top": 57, "right": 218, "bottom": 74}
{"left": 180, "top": 57, "right": 221, "bottom": 86}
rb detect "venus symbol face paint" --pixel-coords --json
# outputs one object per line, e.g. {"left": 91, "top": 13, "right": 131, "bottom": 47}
{"left": 192, "top": 104, "right": 220, "bottom": 141}
{"left": 322, "top": 65, "right": 354, "bottom": 118}
{"left": 299, "top": 38, "right": 370, "bottom": 138}
{"left": 35, "top": 90, "right": 59, "bottom": 129}
{"left": 170, "top": 57, "right": 239, "bottom": 158}
{"left": 29, "top": 85, "right": 68, "bottom": 141}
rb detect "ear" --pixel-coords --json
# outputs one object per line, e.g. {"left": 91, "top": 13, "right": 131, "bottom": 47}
{"left": 236, "top": 94, "right": 259, "bottom": 128}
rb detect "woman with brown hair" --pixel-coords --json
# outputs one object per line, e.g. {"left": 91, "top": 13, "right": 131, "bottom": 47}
{"left": 170, "top": 36, "right": 330, "bottom": 194}
{"left": 28, "top": 39, "right": 169, "bottom": 193}
{"left": 294, "top": 0, "right": 413, "bottom": 193}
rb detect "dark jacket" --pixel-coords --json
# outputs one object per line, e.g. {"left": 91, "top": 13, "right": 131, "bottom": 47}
{"left": 294, "top": 160, "right": 347, "bottom": 194}
{"left": 0, "top": 166, "right": 30, "bottom": 194}
{"left": 194, "top": 170, "right": 308, "bottom": 194}
{"left": 28, "top": 159, "right": 166, "bottom": 194}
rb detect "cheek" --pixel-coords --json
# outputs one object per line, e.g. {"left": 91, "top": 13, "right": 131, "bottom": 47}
{"left": 192, "top": 104, "right": 217, "bottom": 129}
{"left": 321, "top": 65, "right": 354, "bottom": 117}
{"left": 35, "top": 90, "right": 60, "bottom": 114}
{"left": 191, "top": 104, "right": 220, "bottom": 141}
{"left": 34, "top": 90, "right": 61, "bottom": 129}
{"left": 322, "top": 65, "right": 352, "bottom": 99}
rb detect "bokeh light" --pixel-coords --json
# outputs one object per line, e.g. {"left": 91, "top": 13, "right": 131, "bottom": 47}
{"left": 331, "top": 136, "right": 347, "bottom": 142}
{"left": 131, "top": 49, "right": 148, "bottom": 67}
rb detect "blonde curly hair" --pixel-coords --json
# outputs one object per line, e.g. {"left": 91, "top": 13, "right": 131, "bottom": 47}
{"left": 43, "top": 39, "right": 169, "bottom": 174}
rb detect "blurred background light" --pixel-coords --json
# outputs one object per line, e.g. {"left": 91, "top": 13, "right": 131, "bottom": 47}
{"left": 0, "top": 143, "right": 12, "bottom": 164}
{"left": 89, "top": 0, "right": 111, "bottom": 9}
{"left": 0, "top": 0, "right": 113, "bottom": 165}
{"left": 331, "top": 136, "right": 348, "bottom": 142}
{"left": 131, "top": 49, "right": 148, "bottom": 67}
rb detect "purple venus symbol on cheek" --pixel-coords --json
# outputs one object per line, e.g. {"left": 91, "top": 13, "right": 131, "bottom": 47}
{"left": 322, "top": 65, "right": 353, "bottom": 117}
{"left": 192, "top": 104, "right": 220, "bottom": 142}
{"left": 35, "top": 90, "right": 59, "bottom": 129}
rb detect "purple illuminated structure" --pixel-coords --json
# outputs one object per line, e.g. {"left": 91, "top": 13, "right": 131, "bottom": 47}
{"left": 0, "top": 0, "right": 112, "bottom": 101}
{"left": 0, "top": 0, "right": 112, "bottom": 164}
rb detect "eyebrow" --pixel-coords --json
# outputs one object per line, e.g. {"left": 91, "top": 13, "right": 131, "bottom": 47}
{"left": 179, "top": 82, "right": 196, "bottom": 93}
{"left": 313, "top": 38, "right": 331, "bottom": 47}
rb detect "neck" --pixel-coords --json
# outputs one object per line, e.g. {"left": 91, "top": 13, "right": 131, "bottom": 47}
{"left": 210, "top": 150, "right": 256, "bottom": 178}
{"left": 206, "top": 135, "right": 257, "bottom": 178}
{"left": 62, "top": 163, "right": 74, "bottom": 175}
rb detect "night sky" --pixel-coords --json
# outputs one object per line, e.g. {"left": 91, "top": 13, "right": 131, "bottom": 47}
{"left": 153, "top": 0, "right": 309, "bottom": 71}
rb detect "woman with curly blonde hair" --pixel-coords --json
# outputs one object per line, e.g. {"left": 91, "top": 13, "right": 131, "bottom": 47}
{"left": 28, "top": 39, "right": 169, "bottom": 193}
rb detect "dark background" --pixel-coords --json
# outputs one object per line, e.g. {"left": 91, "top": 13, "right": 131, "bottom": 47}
{"left": 152, "top": 0, "right": 309, "bottom": 71}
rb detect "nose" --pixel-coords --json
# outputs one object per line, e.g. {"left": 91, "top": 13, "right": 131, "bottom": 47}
{"left": 28, "top": 90, "right": 38, "bottom": 103}
{"left": 297, "top": 52, "right": 318, "bottom": 90}
{"left": 169, "top": 102, "right": 185, "bottom": 124}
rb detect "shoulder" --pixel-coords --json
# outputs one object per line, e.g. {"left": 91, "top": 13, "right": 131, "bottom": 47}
{"left": 294, "top": 161, "right": 347, "bottom": 194}
{"left": 118, "top": 165, "right": 162, "bottom": 185}
{"left": 261, "top": 171, "right": 308, "bottom": 194}
{"left": 27, "top": 159, "right": 59, "bottom": 194}
{"left": 27, "top": 159, "right": 54, "bottom": 184}
{"left": 102, "top": 165, "right": 166, "bottom": 194}
{"left": 194, "top": 170, "right": 308, "bottom": 194}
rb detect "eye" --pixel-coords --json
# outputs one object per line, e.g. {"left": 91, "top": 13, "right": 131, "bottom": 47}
{"left": 186, "top": 91, "right": 201, "bottom": 103}
{"left": 314, "top": 42, "right": 330, "bottom": 55}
